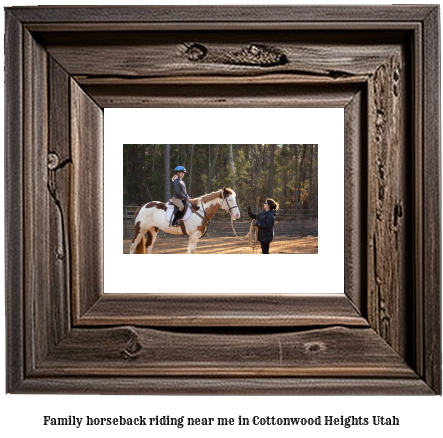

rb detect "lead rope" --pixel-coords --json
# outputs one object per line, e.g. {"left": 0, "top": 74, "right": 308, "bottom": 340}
{"left": 222, "top": 192, "right": 258, "bottom": 253}
{"left": 230, "top": 215, "right": 259, "bottom": 252}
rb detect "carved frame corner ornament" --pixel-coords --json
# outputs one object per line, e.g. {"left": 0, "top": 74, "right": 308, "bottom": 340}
{"left": 5, "top": 5, "right": 441, "bottom": 394}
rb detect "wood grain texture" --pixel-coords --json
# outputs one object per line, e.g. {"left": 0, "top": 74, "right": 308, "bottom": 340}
{"left": 41, "top": 31, "right": 401, "bottom": 80}
{"left": 366, "top": 50, "right": 409, "bottom": 358}
{"left": 4, "top": 10, "right": 24, "bottom": 393}
{"left": 48, "top": 57, "right": 72, "bottom": 346}
{"left": 411, "top": 17, "right": 425, "bottom": 383}
{"left": 23, "top": 29, "right": 50, "bottom": 372}
{"left": 8, "top": 5, "right": 436, "bottom": 23}
{"left": 83, "top": 83, "right": 361, "bottom": 108}
{"left": 422, "top": 6, "right": 441, "bottom": 394}
{"left": 13, "top": 377, "right": 434, "bottom": 396}
{"left": 70, "top": 80, "right": 104, "bottom": 320}
{"left": 79, "top": 294, "right": 367, "bottom": 327}
{"left": 37, "top": 326, "right": 415, "bottom": 378}
{"left": 4, "top": 5, "right": 441, "bottom": 395}
{"left": 344, "top": 90, "right": 366, "bottom": 314}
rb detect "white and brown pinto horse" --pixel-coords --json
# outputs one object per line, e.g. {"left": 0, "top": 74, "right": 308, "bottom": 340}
{"left": 130, "top": 187, "right": 240, "bottom": 254}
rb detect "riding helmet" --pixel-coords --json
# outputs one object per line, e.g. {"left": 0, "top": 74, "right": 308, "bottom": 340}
{"left": 174, "top": 165, "right": 187, "bottom": 173}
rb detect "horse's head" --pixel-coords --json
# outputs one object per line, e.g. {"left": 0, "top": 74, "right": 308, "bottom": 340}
{"left": 221, "top": 187, "right": 241, "bottom": 220}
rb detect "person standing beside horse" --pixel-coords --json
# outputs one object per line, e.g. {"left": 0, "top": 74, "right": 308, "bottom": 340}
{"left": 171, "top": 165, "right": 191, "bottom": 226}
{"left": 247, "top": 198, "right": 279, "bottom": 254}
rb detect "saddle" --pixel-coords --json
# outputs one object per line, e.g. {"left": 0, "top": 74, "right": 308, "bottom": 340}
{"left": 165, "top": 200, "right": 193, "bottom": 223}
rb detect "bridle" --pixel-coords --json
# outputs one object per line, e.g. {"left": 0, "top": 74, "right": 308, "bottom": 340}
{"left": 220, "top": 191, "right": 239, "bottom": 216}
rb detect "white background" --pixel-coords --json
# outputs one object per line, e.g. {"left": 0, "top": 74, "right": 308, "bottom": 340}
{"left": 1, "top": 1, "right": 442, "bottom": 438}
{"left": 104, "top": 108, "right": 344, "bottom": 294}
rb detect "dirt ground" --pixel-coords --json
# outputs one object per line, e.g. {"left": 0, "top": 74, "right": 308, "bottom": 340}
{"left": 123, "top": 236, "right": 318, "bottom": 254}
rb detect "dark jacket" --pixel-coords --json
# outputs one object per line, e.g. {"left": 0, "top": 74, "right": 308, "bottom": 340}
{"left": 248, "top": 209, "right": 276, "bottom": 243}
{"left": 173, "top": 177, "right": 190, "bottom": 201}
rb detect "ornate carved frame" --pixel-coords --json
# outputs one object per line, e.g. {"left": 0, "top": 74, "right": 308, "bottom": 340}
{"left": 5, "top": 6, "right": 441, "bottom": 394}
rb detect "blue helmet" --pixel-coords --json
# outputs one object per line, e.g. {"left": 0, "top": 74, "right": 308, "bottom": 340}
{"left": 174, "top": 165, "right": 187, "bottom": 173}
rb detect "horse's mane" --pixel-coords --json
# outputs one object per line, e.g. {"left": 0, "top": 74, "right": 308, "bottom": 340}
{"left": 190, "top": 188, "right": 235, "bottom": 204}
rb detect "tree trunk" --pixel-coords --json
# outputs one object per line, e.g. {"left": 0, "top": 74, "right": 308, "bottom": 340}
{"left": 205, "top": 144, "right": 220, "bottom": 193}
{"left": 297, "top": 144, "right": 307, "bottom": 210}
{"left": 294, "top": 145, "right": 299, "bottom": 208}
{"left": 123, "top": 146, "right": 128, "bottom": 204}
{"left": 164, "top": 144, "right": 171, "bottom": 201}
{"left": 312, "top": 145, "right": 318, "bottom": 210}
{"left": 140, "top": 145, "right": 147, "bottom": 203}
{"left": 250, "top": 145, "right": 255, "bottom": 204}
{"left": 263, "top": 144, "right": 268, "bottom": 170}
{"left": 308, "top": 144, "right": 313, "bottom": 210}
{"left": 151, "top": 144, "right": 158, "bottom": 194}
{"left": 268, "top": 144, "right": 275, "bottom": 198}
{"left": 208, "top": 144, "right": 211, "bottom": 176}
{"left": 128, "top": 145, "right": 136, "bottom": 204}
{"left": 228, "top": 144, "right": 236, "bottom": 191}
{"left": 189, "top": 144, "right": 194, "bottom": 194}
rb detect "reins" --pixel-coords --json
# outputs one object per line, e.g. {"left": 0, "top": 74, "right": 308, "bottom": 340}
{"left": 190, "top": 201, "right": 211, "bottom": 237}
{"left": 192, "top": 189, "right": 241, "bottom": 238}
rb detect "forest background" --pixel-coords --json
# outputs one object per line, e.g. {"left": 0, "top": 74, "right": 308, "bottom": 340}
{"left": 123, "top": 144, "right": 318, "bottom": 213}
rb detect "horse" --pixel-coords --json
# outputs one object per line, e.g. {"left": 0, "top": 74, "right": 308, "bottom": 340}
{"left": 129, "top": 187, "right": 240, "bottom": 254}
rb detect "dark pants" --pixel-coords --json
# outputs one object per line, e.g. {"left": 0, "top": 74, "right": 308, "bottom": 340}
{"left": 260, "top": 242, "right": 270, "bottom": 254}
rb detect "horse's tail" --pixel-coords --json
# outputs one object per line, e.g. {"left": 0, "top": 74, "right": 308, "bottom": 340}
{"left": 129, "top": 205, "right": 147, "bottom": 254}
{"left": 135, "top": 235, "right": 146, "bottom": 254}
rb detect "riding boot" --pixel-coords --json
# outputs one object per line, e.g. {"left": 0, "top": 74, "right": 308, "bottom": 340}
{"left": 170, "top": 206, "right": 179, "bottom": 226}
{"left": 172, "top": 209, "right": 183, "bottom": 226}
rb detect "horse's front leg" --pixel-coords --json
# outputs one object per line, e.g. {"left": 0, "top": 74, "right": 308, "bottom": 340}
{"left": 187, "top": 232, "right": 199, "bottom": 254}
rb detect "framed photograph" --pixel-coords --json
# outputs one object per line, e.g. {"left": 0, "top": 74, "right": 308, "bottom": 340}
{"left": 104, "top": 108, "right": 343, "bottom": 296}
{"left": 5, "top": 5, "right": 440, "bottom": 394}
{"left": 121, "top": 143, "right": 319, "bottom": 256}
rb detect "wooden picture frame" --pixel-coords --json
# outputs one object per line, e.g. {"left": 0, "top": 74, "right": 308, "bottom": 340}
{"left": 5, "top": 5, "right": 441, "bottom": 394}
